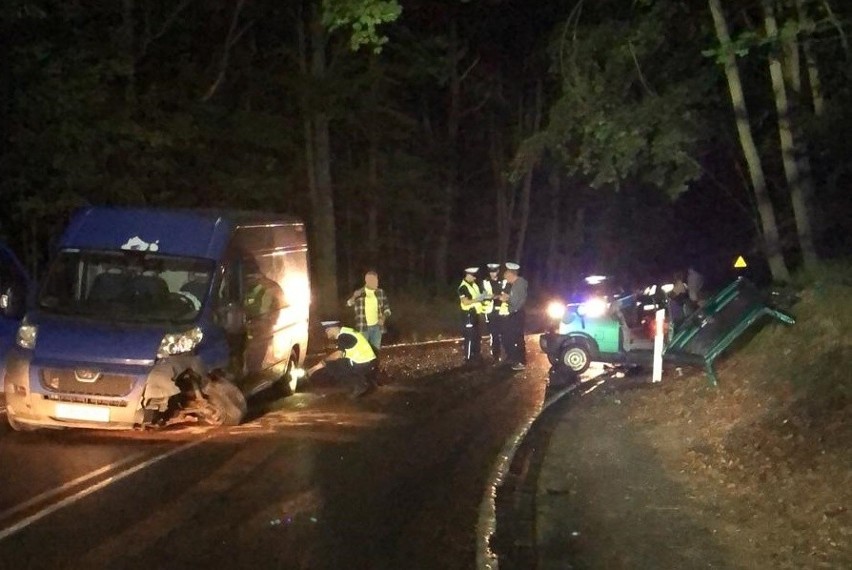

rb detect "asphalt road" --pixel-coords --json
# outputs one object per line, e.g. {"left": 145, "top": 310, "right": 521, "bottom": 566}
{"left": 0, "top": 340, "right": 558, "bottom": 570}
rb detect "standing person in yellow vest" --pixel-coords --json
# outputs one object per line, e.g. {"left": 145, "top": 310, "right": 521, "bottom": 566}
{"left": 307, "top": 320, "right": 378, "bottom": 398}
{"left": 458, "top": 267, "right": 488, "bottom": 366}
{"left": 345, "top": 270, "right": 392, "bottom": 352}
{"left": 481, "top": 263, "right": 505, "bottom": 363}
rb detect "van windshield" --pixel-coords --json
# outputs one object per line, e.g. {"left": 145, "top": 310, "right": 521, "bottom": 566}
{"left": 38, "top": 250, "right": 214, "bottom": 325}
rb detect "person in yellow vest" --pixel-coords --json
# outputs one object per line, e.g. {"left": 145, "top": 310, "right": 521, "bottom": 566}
{"left": 345, "top": 270, "right": 392, "bottom": 351}
{"left": 481, "top": 263, "right": 506, "bottom": 362}
{"left": 307, "top": 319, "right": 378, "bottom": 398}
{"left": 459, "top": 266, "right": 489, "bottom": 366}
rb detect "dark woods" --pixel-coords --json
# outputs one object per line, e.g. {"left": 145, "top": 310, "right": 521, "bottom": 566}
{"left": 1, "top": 0, "right": 850, "bottom": 300}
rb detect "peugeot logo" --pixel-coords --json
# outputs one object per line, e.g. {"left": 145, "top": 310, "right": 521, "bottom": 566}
{"left": 74, "top": 369, "right": 101, "bottom": 383}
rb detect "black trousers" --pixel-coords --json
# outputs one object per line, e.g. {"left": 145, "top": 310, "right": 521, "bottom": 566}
{"left": 461, "top": 311, "right": 481, "bottom": 362}
{"left": 325, "top": 358, "right": 376, "bottom": 392}
{"left": 485, "top": 313, "right": 505, "bottom": 359}
{"left": 505, "top": 310, "right": 526, "bottom": 364}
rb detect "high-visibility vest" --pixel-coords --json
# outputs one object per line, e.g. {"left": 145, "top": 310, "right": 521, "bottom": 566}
{"left": 459, "top": 280, "right": 484, "bottom": 313}
{"left": 498, "top": 280, "right": 511, "bottom": 316}
{"left": 481, "top": 280, "right": 495, "bottom": 314}
{"left": 339, "top": 327, "right": 376, "bottom": 364}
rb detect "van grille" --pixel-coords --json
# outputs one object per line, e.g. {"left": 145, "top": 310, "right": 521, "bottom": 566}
{"left": 40, "top": 368, "right": 136, "bottom": 397}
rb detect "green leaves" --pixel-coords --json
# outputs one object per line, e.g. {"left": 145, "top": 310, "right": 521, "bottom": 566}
{"left": 533, "top": 0, "right": 707, "bottom": 198}
{"left": 322, "top": 0, "right": 402, "bottom": 52}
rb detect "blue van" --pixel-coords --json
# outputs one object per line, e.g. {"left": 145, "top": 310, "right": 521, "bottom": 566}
{"left": 3, "top": 207, "right": 310, "bottom": 431}
{"left": 0, "top": 242, "right": 31, "bottom": 392}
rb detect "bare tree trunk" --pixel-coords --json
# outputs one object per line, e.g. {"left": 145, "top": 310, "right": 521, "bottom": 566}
{"left": 433, "top": 21, "right": 462, "bottom": 286}
{"left": 297, "top": 5, "right": 339, "bottom": 312}
{"left": 796, "top": 0, "right": 825, "bottom": 116}
{"left": 121, "top": 0, "right": 137, "bottom": 107}
{"left": 764, "top": 0, "right": 819, "bottom": 270}
{"left": 709, "top": 0, "right": 790, "bottom": 281}
{"left": 544, "top": 169, "right": 561, "bottom": 288}
{"left": 821, "top": 0, "right": 849, "bottom": 59}
{"left": 491, "top": 119, "right": 511, "bottom": 262}
{"left": 513, "top": 80, "right": 543, "bottom": 262}
{"left": 366, "top": 139, "right": 380, "bottom": 265}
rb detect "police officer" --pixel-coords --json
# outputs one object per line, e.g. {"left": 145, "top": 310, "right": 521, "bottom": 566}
{"left": 500, "top": 262, "right": 528, "bottom": 371}
{"left": 307, "top": 320, "right": 378, "bottom": 398}
{"left": 481, "top": 263, "right": 505, "bottom": 362}
{"left": 458, "top": 267, "right": 486, "bottom": 366}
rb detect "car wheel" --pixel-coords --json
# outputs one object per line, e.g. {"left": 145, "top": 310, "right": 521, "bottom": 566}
{"left": 202, "top": 379, "right": 247, "bottom": 426}
{"left": 561, "top": 344, "right": 591, "bottom": 374}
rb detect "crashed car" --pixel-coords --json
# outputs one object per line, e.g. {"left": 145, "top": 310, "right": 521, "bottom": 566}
{"left": 4, "top": 207, "right": 310, "bottom": 431}
{"left": 541, "top": 275, "right": 653, "bottom": 375}
{"left": 540, "top": 276, "right": 795, "bottom": 385}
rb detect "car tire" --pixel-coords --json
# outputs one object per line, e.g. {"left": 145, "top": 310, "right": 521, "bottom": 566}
{"left": 203, "top": 379, "right": 247, "bottom": 426}
{"left": 560, "top": 344, "right": 591, "bottom": 374}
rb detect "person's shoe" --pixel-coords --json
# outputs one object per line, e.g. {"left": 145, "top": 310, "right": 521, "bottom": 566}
{"left": 510, "top": 362, "right": 526, "bottom": 371}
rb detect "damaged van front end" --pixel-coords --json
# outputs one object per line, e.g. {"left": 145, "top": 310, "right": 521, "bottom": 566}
{"left": 3, "top": 315, "right": 238, "bottom": 431}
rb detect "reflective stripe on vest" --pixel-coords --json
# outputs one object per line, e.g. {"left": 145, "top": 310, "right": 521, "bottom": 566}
{"left": 459, "top": 280, "right": 483, "bottom": 312}
{"left": 498, "top": 279, "right": 510, "bottom": 316}
{"left": 481, "top": 280, "right": 494, "bottom": 314}
{"left": 339, "top": 327, "right": 376, "bottom": 364}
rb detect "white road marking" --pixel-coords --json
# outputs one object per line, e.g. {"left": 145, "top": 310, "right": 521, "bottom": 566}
{"left": 0, "top": 438, "right": 207, "bottom": 542}
{"left": 78, "top": 442, "right": 279, "bottom": 566}
{"left": 0, "top": 451, "right": 149, "bottom": 524}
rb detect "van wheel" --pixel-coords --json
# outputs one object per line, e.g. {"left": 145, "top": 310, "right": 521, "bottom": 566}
{"left": 202, "top": 380, "right": 247, "bottom": 426}
{"left": 561, "top": 344, "right": 591, "bottom": 374}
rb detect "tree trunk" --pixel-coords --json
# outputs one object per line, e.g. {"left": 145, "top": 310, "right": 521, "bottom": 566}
{"left": 764, "top": 1, "right": 819, "bottom": 270}
{"left": 513, "top": 79, "right": 543, "bottom": 263}
{"left": 366, "top": 139, "right": 380, "bottom": 265}
{"left": 298, "top": 6, "right": 339, "bottom": 313}
{"left": 491, "top": 118, "right": 511, "bottom": 262}
{"left": 433, "top": 21, "right": 462, "bottom": 287}
{"left": 796, "top": 0, "right": 825, "bottom": 116}
{"left": 544, "top": 169, "right": 561, "bottom": 288}
{"left": 709, "top": 0, "right": 790, "bottom": 282}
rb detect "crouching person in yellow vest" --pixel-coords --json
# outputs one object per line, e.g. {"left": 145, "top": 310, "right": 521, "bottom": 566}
{"left": 307, "top": 320, "right": 378, "bottom": 399}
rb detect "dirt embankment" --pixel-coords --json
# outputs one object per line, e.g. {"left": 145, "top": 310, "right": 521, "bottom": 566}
{"left": 542, "top": 277, "right": 851, "bottom": 568}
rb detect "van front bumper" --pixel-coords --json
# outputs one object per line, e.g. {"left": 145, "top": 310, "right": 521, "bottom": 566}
{"left": 3, "top": 350, "right": 203, "bottom": 430}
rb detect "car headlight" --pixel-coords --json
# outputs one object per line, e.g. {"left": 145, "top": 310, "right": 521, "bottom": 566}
{"left": 16, "top": 323, "right": 38, "bottom": 350}
{"left": 157, "top": 327, "right": 203, "bottom": 359}
{"left": 577, "top": 297, "right": 608, "bottom": 318}
{"left": 546, "top": 301, "right": 566, "bottom": 320}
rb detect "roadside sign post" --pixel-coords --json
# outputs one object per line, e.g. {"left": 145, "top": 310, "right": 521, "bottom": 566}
{"left": 652, "top": 308, "right": 665, "bottom": 382}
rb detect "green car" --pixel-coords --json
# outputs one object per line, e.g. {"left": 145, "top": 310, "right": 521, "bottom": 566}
{"left": 539, "top": 277, "right": 795, "bottom": 385}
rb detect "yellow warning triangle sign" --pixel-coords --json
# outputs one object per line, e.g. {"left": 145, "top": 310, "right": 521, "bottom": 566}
{"left": 734, "top": 255, "right": 748, "bottom": 269}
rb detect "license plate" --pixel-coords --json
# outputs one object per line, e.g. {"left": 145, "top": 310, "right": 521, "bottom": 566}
{"left": 54, "top": 403, "right": 110, "bottom": 423}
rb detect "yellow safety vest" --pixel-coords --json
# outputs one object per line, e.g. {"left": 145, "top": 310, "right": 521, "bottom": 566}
{"left": 481, "top": 280, "right": 495, "bottom": 314}
{"left": 339, "top": 327, "right": 376, "bottom": 364}
{"left": 459, "top": 280, "right": 484, "bottom": 313}
{"left": 498, "top": 280, "right": 510, "bottom": 316}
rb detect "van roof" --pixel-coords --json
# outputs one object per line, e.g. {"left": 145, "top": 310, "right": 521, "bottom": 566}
{"left": 60, "top": 207, "right": 304, "bottom": 260}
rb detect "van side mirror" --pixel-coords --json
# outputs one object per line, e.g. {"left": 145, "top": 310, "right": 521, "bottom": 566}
{"left": 217, "top": 302, "right": 246, "bottom": 334}
{"left": 0, "top": 288, "right": 25, "bottom": 319}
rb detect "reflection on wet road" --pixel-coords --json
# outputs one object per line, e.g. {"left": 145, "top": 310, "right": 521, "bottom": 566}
{"left": 0, "top": 340, "right": 572, "bottom": 570}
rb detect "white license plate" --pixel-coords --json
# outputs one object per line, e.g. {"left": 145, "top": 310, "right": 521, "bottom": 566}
{"left": 54, "top": 403, "right": 110, "bottom": 423}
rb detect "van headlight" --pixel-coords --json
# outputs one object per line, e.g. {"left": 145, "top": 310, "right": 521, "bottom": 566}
{"left": 16, "top": 323, "right": 38, "bottom": 350}
{"left": 157, "top": 327, "right": 203, "bottom": 359}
